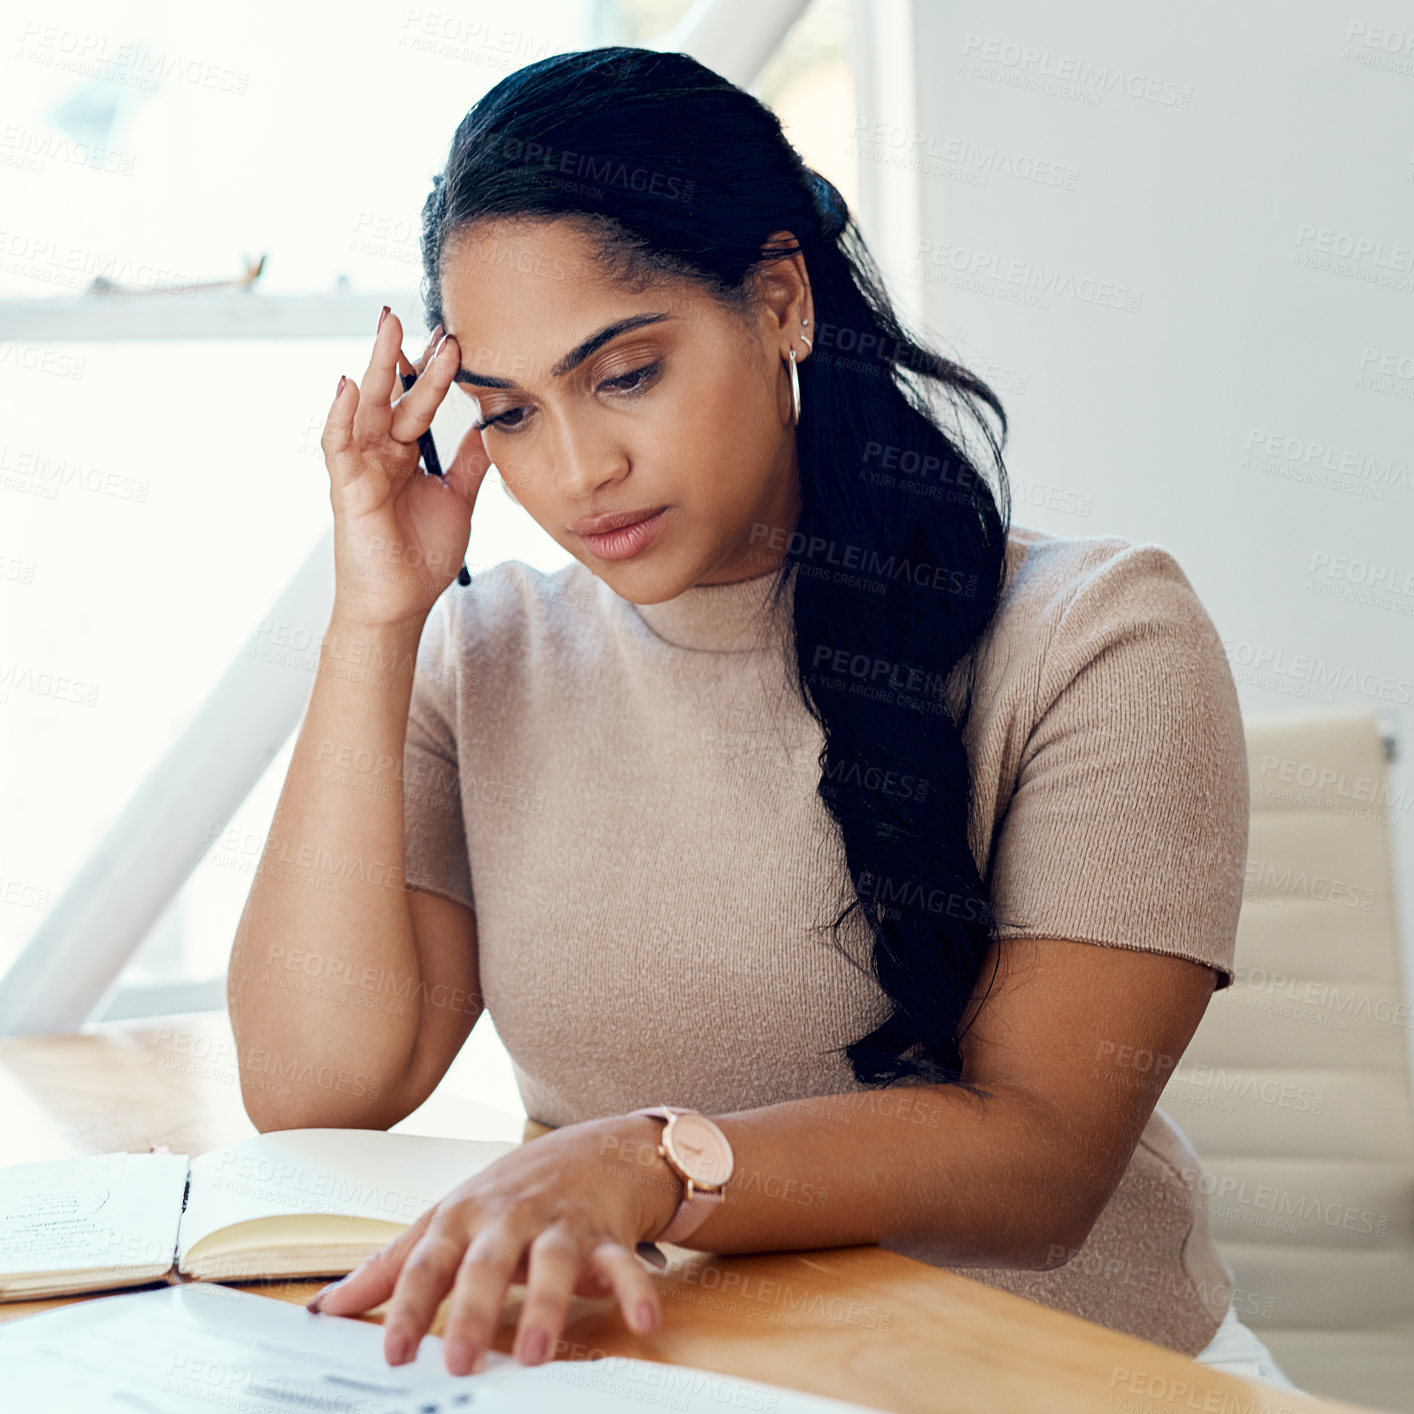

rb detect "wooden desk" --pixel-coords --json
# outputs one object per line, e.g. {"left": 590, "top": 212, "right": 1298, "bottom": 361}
{"left": 0, "top": 1012, "right": 1382, "bottom": 1414}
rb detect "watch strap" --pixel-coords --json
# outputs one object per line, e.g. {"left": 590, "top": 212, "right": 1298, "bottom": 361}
{"left": 658, "top": 1183, "right": 723, "bottom": 1243}
{"left": 631, "top": 1105, "right": 727, "bottom": 1245}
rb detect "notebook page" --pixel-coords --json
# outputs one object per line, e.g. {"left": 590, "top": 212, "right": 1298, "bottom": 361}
{"left": 0, "top": 1152, "right": 188, "bottom": 1290}
{"left": 178, "top": 1127, "right": 519, "bottom": 1261}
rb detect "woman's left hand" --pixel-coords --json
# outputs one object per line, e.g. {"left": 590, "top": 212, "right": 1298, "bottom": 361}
{"left": 308, "top": 1114, "right": 678, "bottom": 1375}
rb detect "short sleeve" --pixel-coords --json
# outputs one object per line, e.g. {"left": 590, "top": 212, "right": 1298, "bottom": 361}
{"left": 986, "top": 543, "right": 1248, "bottom": 989}
{"left": 402, "top": 595, "right": 475, "bottom": 914}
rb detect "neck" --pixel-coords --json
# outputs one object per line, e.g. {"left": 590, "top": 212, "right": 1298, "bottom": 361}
{"left": 629, "top": 560, "right": 793, "bottom": 652}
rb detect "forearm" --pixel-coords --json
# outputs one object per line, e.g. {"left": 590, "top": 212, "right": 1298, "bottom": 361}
{"left": 611, "top": 1085, "right": 1081, "bottom": 1271}
{"left": 226, "top": 612, "right": 430, "bottom": 1129}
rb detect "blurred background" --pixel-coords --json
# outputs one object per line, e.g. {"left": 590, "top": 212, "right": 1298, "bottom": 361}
{"left": 0, "top": 0, "right": 859, "bottom": 1047}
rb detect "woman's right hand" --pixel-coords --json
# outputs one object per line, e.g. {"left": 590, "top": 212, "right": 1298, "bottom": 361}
{"left": 322, "top": 308, "right": 494, "bottom": 627}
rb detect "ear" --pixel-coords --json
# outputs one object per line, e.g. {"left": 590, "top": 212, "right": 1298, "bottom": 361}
{"left": 753, "top": 230, "right": 814, "bottom": 363}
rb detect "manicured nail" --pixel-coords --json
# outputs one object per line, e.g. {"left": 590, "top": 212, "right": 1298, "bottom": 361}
{"left": 633, "top": 1301, "right": 658, "bottom": 1333}
{"left": 385, "top": 1328, "right": 413, "bottom": 1365}
{"left": 518, "top": 1327, "right": 549, "bottom": 1365}
{"left": 378, "top": 305, "right": 390, "bottom": 330}
{"left": 335, "top": 375, "right": 347, "bottom": 397}
{"left": 444, "top": 1338, "right": 478, "bottom": 1375}
{"left": 306, "top": 1279, "right": 340, "bottom": 1313}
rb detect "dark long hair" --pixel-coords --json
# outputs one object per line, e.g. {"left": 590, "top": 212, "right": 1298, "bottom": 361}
{"left": 420, "top": 46, "right": 1018, "bottom": 1092}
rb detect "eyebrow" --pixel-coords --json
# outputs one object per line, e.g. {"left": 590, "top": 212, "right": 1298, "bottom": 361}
{"left": 450, "top": 312, "right": 675, "bottom": 389}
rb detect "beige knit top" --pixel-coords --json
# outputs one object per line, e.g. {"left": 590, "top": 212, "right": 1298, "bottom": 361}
{"left": 401, "top": 520, "right": 1249, "bottom": 1357}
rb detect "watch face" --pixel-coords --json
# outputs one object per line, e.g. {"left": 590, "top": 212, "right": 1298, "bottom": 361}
{"left": 666, "top": 1113, "right": 734, "bottom": 1187}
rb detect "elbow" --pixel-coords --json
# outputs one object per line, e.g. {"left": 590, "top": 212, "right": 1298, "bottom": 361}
{"left": 237, "top": 1084, "right": 321, "bottom": 1135}
{"left": 886, "top": 1195, "right": 1100, "bottom": 1272}
{"left": 238, "top": 1077, "right": 410, "bottom": 1134}
{"left": 1010, "top": 1227, "right": 1091, "bottom": 1272}
{"left": 1025, "top": 1193, "right": 1107, "bottom": 1271}
{"left": 229, "top": 1025, "right": 420, "bottom": 1133}
{"left": 1029, "top": 1229, "right": 1091, "bottom": 1272}
{"left": 241, "top": 1096, "right": 399, "bottom": 1134}
{"left": 1009, "top": 1112, "right": 1121, "bottom": 1270}
{"left": 245, "top": 1103, "right": 306, "bottom": 1135}
{"left": 995, "top": 1154, "right": 1111, "bottom": 1270}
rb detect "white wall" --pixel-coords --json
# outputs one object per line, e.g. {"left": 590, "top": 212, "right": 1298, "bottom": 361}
{"left": 850, "top": 0, "right": 1414, "bottom": 1017}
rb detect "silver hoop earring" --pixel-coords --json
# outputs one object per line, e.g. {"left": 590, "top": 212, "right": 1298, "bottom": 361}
{"left": 786, "top": 347, "right": 801, "bottom": 427}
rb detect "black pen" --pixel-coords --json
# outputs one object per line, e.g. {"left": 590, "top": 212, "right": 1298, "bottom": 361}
{"left": 399, "top": 361, "right": 471, "bottom": 587}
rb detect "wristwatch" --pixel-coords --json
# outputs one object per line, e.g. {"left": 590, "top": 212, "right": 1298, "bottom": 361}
{"left": 630, "top": 1105, "right": 735, "bottom": 1246}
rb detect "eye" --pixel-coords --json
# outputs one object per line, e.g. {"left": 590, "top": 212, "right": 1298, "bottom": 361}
{"left": 472, "top": 362, "right": 662, "bottom": 437}
{"left": 600, "top": 361, "right": 660, "bottom": 396}
{"left": 473, "top": 405, "right": 528, "bottom": 435}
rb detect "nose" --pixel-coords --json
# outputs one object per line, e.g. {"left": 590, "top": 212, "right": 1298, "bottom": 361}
{"left": 549, "top": 416, "right": 629, "bottom": 502}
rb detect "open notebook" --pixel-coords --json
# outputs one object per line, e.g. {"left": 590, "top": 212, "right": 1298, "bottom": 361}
{"left": 0, "top": 1128, "right": 519, "bottom": 1300}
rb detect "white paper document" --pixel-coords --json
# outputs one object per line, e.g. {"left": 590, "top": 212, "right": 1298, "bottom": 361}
{"left": 0, "top": 1282, "right": 892, "bottom": 1413}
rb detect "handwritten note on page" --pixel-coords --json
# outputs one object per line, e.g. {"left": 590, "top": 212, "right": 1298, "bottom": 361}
{"left": 0, "top": 1151, "right": 188, "bottom": 1294}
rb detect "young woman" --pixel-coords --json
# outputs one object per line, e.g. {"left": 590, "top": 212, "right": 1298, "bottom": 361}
{"left": 227, "top": 46, "right": 1296, "bottom": 1391}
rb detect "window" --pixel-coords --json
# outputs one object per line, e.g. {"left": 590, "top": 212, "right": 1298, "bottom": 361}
{"left": 1, "top": 0, "right": 857, "bottom": 1035}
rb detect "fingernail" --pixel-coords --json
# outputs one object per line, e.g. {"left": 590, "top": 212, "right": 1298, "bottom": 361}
{"left": 433, "top": 331, "right": 452, "bottom": 358}
{"left": 634, "top": 1301, "right": 658, "bottom": 1333}
{"left": 426, "top": 322, "right": 444, "bottom": 350}
{"left": 306, "top": 1279, "right": 340, "bottom": 1313}
{"left": 518, "top": 1327, "right": 548, "bottom": 1365}
{"left": 335, "top": 374, "right": 347, "bottom": 397}
{"left": 378, "top": 305, "right": 390, "bottom": 330}
{"left": 444, "top": 1338, "right": 478, "bottom": 1375}
{"left": 385, "top": 1328, "right": 413, "bottom": 1365}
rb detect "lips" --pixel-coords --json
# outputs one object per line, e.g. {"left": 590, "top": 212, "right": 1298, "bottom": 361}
{"left": 569, "top": 505, "right": 667, "bottom": 536}
{"left": 571, "top": 506, "right": 670, "bottom": 562}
